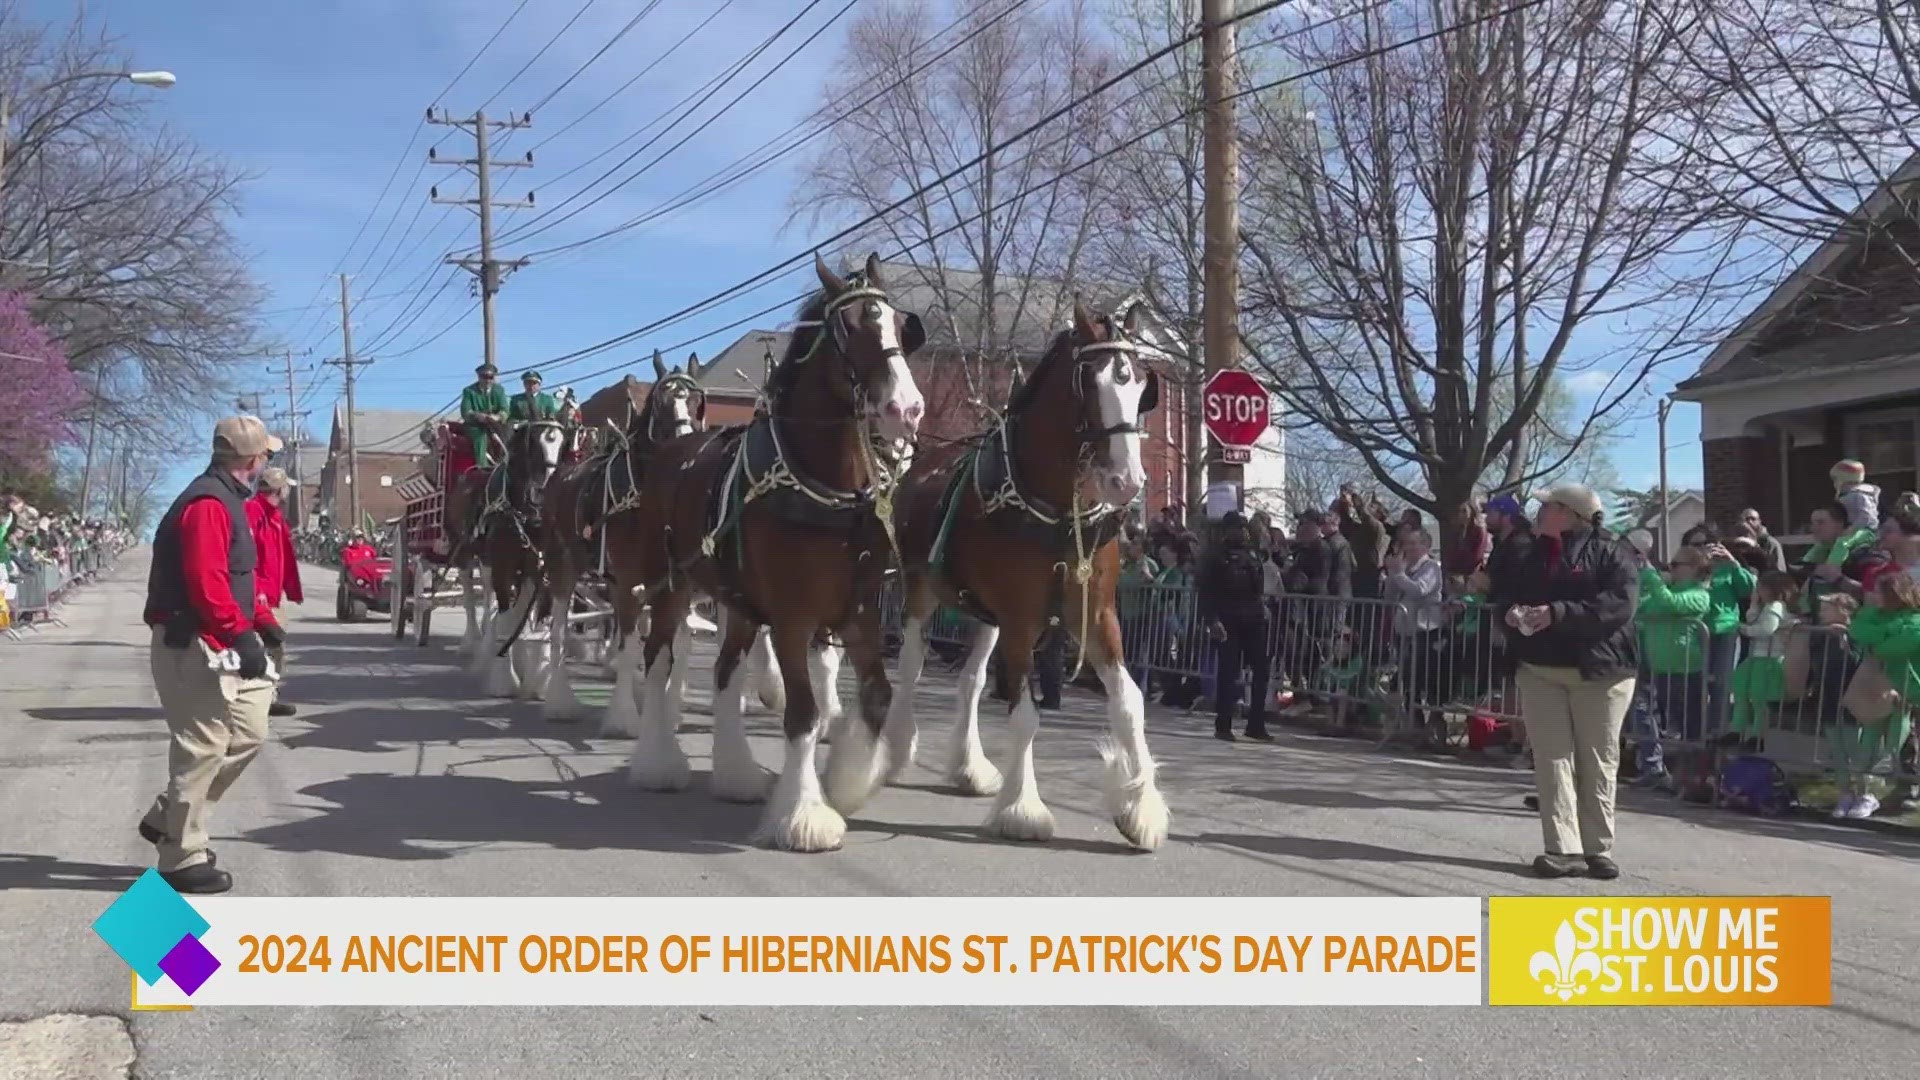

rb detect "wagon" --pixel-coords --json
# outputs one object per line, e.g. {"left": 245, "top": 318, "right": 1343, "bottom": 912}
{"left": 389, "top": 421, "right": 483, "bottom": 646}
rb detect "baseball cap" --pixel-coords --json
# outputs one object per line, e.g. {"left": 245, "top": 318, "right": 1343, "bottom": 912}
{"left": 259, "top": 466, "right": 292, "bottom": 491}
{"left": 1486, "top": 493, "right": 1523, "bottom": 517}
{"left": 213, "top": 415, "right": 283, "bottom": 457}
{"left": 1532, "top": 483, "right": 1603, "bottom": 521}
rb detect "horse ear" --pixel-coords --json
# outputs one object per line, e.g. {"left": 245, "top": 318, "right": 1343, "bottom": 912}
{"left": 900, "top": 312, "right": 926, "bottom": 355}
{"left": 652, "top": 350, "right": 667, "bottom": 381}
{"left": 864, "top": 252, "right": 884, "bottom": 289}
{"left": 1072, "top": 295, "right": 1097, "bottom": 341}
{"left": 1124, "top": 300, "right": 1145, "bottom": 336}
{"left": 1138, "top": 370, "right": 1160, "bottom": 415}
{"left": 686, "top": 351, "right": 699, "bottom": 372}
{"left": 814, "top": 251, "right": 846, "bottom": 294}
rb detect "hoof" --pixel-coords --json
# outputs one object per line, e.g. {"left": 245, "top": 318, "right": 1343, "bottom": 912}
{"left": 985, "top": 795, "right": 1055, "bottom": 842}
{"left": 951, "top": 757, "right": 1004, "bottom": 798}
{"left": 756, "top": 801, "right": 846, "bottom": 852}
{"left": 627, "top": 754, "right": 692, "bottom": 793}
{"left": 1101, "top": 743, "right": 1169, "bottom": 851}
{"left": 710, "top": 766, "right": 773, "bottom": 804}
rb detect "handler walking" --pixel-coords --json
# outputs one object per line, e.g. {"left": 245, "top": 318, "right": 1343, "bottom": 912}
{"left": 247, "top": 467, "right": 303, "bottom": 717}
{"left": 139, "top": 416, "right": 282, "bottom": 894}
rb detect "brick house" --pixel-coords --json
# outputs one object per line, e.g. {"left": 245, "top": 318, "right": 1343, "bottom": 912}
{"left": 690, "top": 262, "right": 1242, "bottom": 519}
{"left": 1673, "top": 156, "right": 1920, "bottom": 542}
{"left": 310, "top": 405, "right": 437, "bottom": 529}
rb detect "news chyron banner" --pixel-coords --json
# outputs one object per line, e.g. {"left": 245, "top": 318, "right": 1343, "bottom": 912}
{"left": 95, "top": 873, "right": 1829, "bottom": 1008}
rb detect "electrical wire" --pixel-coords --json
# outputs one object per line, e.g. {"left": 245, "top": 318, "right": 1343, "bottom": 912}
{"left": 526, "top": 0, "right": 667, "bottom": 115}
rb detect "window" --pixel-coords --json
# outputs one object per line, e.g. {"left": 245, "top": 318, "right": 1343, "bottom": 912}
{"left": 1845, "top": 407, "right": 1919, "bottom": 498}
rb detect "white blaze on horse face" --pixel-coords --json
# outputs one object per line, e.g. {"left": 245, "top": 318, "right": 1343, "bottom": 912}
{"left": 866, "top": 298, "right": 924, "bottom": 441}
{"left": 533, "top": 425, "right": 566, "bottom": 481}
{"left": 667, "top": 386, "right": 694, "bottom": 438}
{"left": 1087, "top": 352, "right": 1146, "bottom": 505}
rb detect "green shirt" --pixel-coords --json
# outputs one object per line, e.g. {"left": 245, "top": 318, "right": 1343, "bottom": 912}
{"left": 508, "top": 390, "right": 561, "bottom": 422}
{"left": 1703, "top": 561, "right": 1756, "bottom": 635}
{"left": 1848, "top": 603, "right": 1920, "bottom": 702}
{"left": 461, "top": 381, "right": 509, "bottom": 424}
{"left": 1635, "top": 566, "right": 1711, "bottom": 675}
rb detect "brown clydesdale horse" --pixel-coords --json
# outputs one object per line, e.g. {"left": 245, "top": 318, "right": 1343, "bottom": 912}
{"left": 880, "top": 300, "right": 1168, "bottom": 851}
{"left": 618, "top": 252, "right": 926, "bottom": 852}
{"left": 538, "top": 352, "right": 708, "bottom": 727}
{"left": 474, "top": 416, "right": 580, "bottom": 697}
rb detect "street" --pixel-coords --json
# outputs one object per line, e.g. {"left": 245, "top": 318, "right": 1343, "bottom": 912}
{"left": 3, "top": 550, "right": 1917, "bottom": 1078}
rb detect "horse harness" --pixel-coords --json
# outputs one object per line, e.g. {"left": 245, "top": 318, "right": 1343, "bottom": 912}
{"left": 570, "top": 372, "right": 703, "bottom": 572}
{"left": 927, "top": 332, "right": 1145, "bottom": 680}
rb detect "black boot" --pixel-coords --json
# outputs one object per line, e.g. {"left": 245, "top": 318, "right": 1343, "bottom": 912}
{"left": 1243, "top": 714, "right": 1274, "bottom": 741}
{"left": 161, "top": 862, "right": 233, "bottom": 895}
{"left": 269, "top": 702, "right": 296, "bottom": 717}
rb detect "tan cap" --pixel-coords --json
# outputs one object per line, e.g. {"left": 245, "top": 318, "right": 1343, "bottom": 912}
{"left": 1532, "top": 482, "right": 1603, "bottom": 521}
{"left": 213, "top": 415, "right": 283, "bottom": 457}
{"left": 259, "top": 466, "right": 292, "bottom": 491}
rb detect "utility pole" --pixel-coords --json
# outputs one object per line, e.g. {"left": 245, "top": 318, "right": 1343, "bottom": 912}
{"left": 235, "top": 391, "right": 266, "bottom": 416}
{"left": 1656, "top": 396, "right": 1673, "bottom": 561}
{"left": 277, "top": 348, "right": 313, "bottom": 530}
{"left": 325, "top": 274, "right": 369, "bottom": 530}
{"left": 1200, "top": 0, "right": 1243, "bottom": 509}
{"left": 427, "top": 107, "right": 534, "bottom": 373}
{"left": 77, "top": 365, "right": 108, "bottom": 518}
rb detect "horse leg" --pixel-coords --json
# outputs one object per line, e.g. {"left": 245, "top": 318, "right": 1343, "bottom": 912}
{"left": 880, "top": 603, "right": 934, "bottom": 786}
{"left": 513, "top": 581, "right": 549, "bottom": 701}
{"left": 601, "top": 585, "right": 644, "bottom": 738}
{"left": 813, "top": 637, "right": 845, "bottom": 744}
{"left": 984, "top": 622, "right": 1052, "bottom": 842}
{"left": 483, "top": 578, "right": 529, "bottom": 698}
{"left": 745, "top": 626, "right": 784, "bottom": 715}
{"left": 458, "top": 565, "right": 482, "bottom": 654}
{"left": 626, "top": 588, "right": 692, "bottom": 791}
{"left": 543, "top": 570, "right": 582, "bottom": 721}
{"left": 757, "top": 620, "right": 843, "bottom": 852}
{"left": 709, "top": 609, "right": 772, "bottom": 803}
{"left": 667, "top": 617, "right": 693, "bottom": 733}
{"left": 948, "top": 622, "right": 1004, "bottom": 796}
{"left": 468, "top": 590, "right": 496, "bottom": 677}
{"left": 823, "top": 610, "right": 895, "bottom": 816}
{"left": 1089, "top": 605, "right": 1169, "bottom": 851}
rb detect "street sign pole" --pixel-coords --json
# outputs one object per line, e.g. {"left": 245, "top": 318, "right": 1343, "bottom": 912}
{"left": 1201, "top": 368, "right": 1270, "bottom": 517}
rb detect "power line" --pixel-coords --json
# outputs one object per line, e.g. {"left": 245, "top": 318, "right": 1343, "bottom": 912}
{"left": 487, "top": 0, "right": 838, "bottom": 250}
{"left": 527, "top": 2, "right": 737, "bottom": 155}
{"left": 526, "top": 0, "right": 667, "bottom": 115}
{"left": 482, "top": 0, "right": 602, "bottom": 111}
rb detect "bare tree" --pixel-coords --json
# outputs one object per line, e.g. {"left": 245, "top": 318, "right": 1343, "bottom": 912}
{"left": 1234, "top": 0, "right": 1743, "bottom": 543}
{"left": 0, "top": 10, "right": 266, "bottom": 454}
{"left": 791, "top": 0, "right": 1116, "bottom": 403}
{"left": 1666, "top": 0, "right": 1920, "bottom": 262}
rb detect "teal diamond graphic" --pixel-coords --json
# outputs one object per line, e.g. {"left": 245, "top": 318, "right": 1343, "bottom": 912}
{"left": 92, "top": 869, "right": 211, "bottom": 985}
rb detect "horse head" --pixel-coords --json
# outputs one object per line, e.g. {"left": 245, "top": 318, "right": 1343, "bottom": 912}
{"left": 646, "top": 349, "right": 706, "bottom": 444}
{"left": 510, "top": 420, "right": 568, "bottom": 511}
{"left": 1025, "top": 298, "right": 1159, "bottom": 508}
{"left": 803, "top": 252, "right": 926, "bottom": 443}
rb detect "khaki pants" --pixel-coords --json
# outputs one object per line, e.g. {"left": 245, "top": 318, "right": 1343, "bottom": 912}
{"left": 143, "top": 628, "right": 274, "bottom": 871}
{"left": 1516, "top": 663, "right": 1634, "bottom": 857}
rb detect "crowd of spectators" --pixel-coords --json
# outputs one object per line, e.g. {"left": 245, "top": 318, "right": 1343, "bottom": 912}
{"left": 0, "top": 490, "right": 135, "bottom": 625}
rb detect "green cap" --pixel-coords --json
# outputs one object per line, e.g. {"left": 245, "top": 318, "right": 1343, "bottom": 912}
{"left": 476, "top": 362, "right": 498, "bottom": 376}
{"left": 522, "top": 370, "right": 542, "bottom": 384}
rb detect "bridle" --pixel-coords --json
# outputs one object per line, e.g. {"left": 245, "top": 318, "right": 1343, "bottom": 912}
{"left": 1067, "top": 329, "right": 1146, "bottom": 446}
{"left": 645, "top": 372, "right": 704, "bottom": 445}
{"left": 786, "top": 274, "right": 900, "bottom": 416}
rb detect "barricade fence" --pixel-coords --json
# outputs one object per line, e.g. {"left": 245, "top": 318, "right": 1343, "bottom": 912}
{"left": 6, "top": 538, "right": 131, "bottom": 636}
{"left": 877, "top": 578, "right": 1918, "bottom": 787}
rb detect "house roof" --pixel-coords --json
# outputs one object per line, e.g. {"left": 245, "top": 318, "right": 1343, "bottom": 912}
{"left": 1631, "top": 490, "right": 1704, "bottom": 528}
{"left": 331, "top": 403, "right": 439, "bottom": 454}
{"left": 1677, "top": 153, "right": 1920, "bottom": 396}
{"left": 691, "top": 330, "right": 788, "bottom": 398}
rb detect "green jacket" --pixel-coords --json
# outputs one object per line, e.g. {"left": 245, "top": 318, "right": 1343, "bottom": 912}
{"left": 1118, "top": 556, "right": 1161, "bottom": 623}
{"left": 1635, "top": 566, "right": 1711, "bottom": 675}
{"left": 1846, "top": 603, "right": 1920, "bottom": 702}
{"left": 1703, "top": 561, "right": 1756, "bottom": 634}
{"left": 1802, "top": 527, "right": 1876, "bottom": 570}
{"left": 460, "top": 381, "right": 509, "bottom": 424}
{"left": 508, "top": 390, "right": 561, "bottom": 422}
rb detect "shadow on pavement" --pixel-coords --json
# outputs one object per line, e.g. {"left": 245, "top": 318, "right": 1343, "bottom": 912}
{"left": 0, "top": 853, "right": 142, "bottom": 892}
{"left": 1616, "top": 792, "right": 1920, "bottom": 862}
{"left": 1228, "top": 785, "right": 1536, "bottom": 818}
{"left": 1186, "top": 831, "right": 1536, "bottom": 877}
{"left": 240, "top": 770, "right": 759, "bottom": 860}
{"left": 278, "top": 704, "right": 537, "bottom": 755}
{"left": 27, "top": 706, "right": 165, "bottom": 722}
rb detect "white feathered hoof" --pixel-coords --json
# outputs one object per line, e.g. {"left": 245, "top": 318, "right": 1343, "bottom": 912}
{"left": 513, "top": 644, "right": 548, "bottom": 700}
{"left": 756, "top": 798, "right": 846, "bottom": 853}
{"left": 823, "top": 725, "right": 890, "bottom": 816}
{"left": 880, "top": 720, "right": 918, "bottom": 785}
{"left": 709, "top": 759, "right": 773, "bottom": 804}
{"left": 459, "top": 622, "right": 481, "bottom": 656}
{"left": 985, "top": 791, "right": 1056, "bottom": 843}
{"left": 482, "top": 652, "right": 519, "bottom": 698}
{"left": 542, "top": 668, "right": 583, "bottom": 723}
{"left": 1101, "top": 742, "right": 1169, "bottom": 852}
{"left": 626, "top": 747, "right": 692, "bottom": 793}
{"left": 949, "top": 749, "right": 1004, "bottom": 798}
{"left": 600, "top": 687, "right": 641, "bottom": 739}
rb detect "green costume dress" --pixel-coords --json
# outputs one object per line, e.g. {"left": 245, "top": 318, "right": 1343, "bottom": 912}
{"left": 460, "top": 381, "right": 510, "bottom": 467}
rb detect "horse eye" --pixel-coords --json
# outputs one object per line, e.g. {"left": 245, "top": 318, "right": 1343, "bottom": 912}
{"left": 1112, "top": 360, "right": 1132, "bottom": 384}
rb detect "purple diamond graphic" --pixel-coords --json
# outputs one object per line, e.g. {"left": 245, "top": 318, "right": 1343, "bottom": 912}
{"left": 157, "top": 934, "right": 220, "bottom": 996}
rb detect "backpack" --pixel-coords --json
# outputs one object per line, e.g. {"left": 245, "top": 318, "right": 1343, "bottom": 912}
{"left": 1714, "top": 754, "right": 1796, "bottom": 815}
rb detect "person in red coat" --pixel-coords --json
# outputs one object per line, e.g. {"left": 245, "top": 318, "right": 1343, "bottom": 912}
{"left": 340, "top": 532, "right": 376, "bottom": 566}
{"left": 247, "top": 467, "right": 303, "bottom": 717}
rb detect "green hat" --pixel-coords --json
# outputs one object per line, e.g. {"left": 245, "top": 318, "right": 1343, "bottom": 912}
{"left": 522, "top": 370, "right": 542, "bottom": 384}
{"left": 476, "top": 362, "right": 498, "bottom": 376}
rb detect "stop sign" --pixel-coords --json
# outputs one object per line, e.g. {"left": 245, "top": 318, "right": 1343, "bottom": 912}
{"left": 1203, "top": 368, "right": 1271, "bottom": 447}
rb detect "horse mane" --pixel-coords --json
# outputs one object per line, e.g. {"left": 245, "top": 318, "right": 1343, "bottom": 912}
{"left": 1005, "top": 325, "right": 1077, "bottom": 417}
{"left": 764, "top": 285, "right": 838, "bottom": 404}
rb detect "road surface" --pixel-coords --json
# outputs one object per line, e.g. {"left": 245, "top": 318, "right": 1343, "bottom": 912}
{"left": 3, "top": 550, "right": 1916, "bottom": 1078}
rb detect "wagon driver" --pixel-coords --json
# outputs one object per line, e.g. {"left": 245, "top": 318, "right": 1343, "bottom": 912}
{"left": 460, "top": 362, "right": 510, "bottom": 468}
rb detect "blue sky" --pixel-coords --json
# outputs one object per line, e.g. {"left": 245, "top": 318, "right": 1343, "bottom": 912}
{"left": 44, "top": 0, "right": 1703, "bottom": 508}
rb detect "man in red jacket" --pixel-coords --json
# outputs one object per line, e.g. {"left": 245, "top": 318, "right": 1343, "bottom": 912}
{"left": 140, "top": 415, "right": 282, "bottom": 894}
{"left": 248, "top": 467, "right": 303, "bottom": 718}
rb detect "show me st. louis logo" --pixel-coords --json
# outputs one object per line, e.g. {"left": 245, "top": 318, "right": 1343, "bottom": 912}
{"left": 92, "top": 868, "right": 222, "bottom": 998}
{"left": 1529, "top": 920, "right": 1602, "bottom": 1001}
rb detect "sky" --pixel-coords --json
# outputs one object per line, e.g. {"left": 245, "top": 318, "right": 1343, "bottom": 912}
{"left": 37, "top": 0, "right": 1705, "bottom": 513}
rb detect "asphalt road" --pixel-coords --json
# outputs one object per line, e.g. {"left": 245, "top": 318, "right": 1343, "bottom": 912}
{"left": 3, "top": 549, "right": 1917, "bottom": 1079}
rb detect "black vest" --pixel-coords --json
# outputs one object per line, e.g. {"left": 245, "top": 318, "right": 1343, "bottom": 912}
{"left": 147, "top": 467, "right": 257, "bottom": 642}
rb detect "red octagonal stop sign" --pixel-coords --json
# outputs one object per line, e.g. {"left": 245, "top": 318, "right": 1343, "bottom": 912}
{"left": 1203, "top": 368, "right": 1271, "bottom": 448}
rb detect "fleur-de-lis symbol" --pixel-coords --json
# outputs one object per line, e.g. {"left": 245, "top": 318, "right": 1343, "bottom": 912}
{"left": 1528, "top": 920, "right": 1601, "bottom": 1002}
